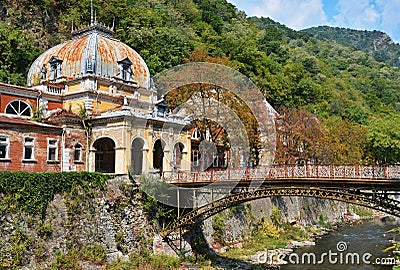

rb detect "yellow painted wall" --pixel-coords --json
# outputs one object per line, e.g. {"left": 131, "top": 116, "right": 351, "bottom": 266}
{"left": 63, "top": 100, "right": 86, "bottom": 114}
{"left": 141, "top": 94, "right": 150, "bottom": 101}
{"left": 63, "top": 98, "right": 123, "bottom": 115}
{"left": 136, "top": 108, "right": 150, "bottom": 114}
{"left": 98, "top": 84, "right": 109, "bottom": 92}
{"left": 94, "top": 100, "right": 120, "bottom": 113}
{"left": 67, "top": 83, "right": 81, "bottom": 92}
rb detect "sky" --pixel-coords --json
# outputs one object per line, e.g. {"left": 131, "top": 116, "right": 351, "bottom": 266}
{"left": 227, "top": 0, "right": 400, "bottom": 43}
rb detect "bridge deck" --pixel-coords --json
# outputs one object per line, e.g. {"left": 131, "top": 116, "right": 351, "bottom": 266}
{"left": 162, "top": 164, "right": 400, "bottom": 190}
{"left": 169, "top": 178, "right": 400, "bottom": 190}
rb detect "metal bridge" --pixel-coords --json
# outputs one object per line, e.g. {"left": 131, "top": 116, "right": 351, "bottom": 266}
{"left": 158, "top": 164, "right": 400, "bottom": 239}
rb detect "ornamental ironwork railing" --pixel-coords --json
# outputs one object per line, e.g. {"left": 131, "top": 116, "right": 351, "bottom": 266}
{"left": 162, "top": 164, "right": 400, "bottom": 183}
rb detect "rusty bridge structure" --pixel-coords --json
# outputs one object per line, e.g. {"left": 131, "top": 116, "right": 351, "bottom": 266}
{"left": 157, "top": 164, "right": 400, "bottom": 240}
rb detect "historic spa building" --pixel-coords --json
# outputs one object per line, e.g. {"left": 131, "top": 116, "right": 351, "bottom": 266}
{"left": 0, "top": 19, "right": 193, "bottom": 175}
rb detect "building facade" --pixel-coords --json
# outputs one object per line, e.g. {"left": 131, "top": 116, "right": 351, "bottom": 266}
{"left": 0, "top": 20, "right": 191, "bottom": 175}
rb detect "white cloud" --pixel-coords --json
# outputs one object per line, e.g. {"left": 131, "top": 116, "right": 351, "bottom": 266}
{"left": 332, "top": 0, "right": 381, "bottom": 30}
{"left": 375, "top": 0, "right": 400, "bottom": 43}
{"left": 331, "top": 0, "right": 400, "bottom": 43}
{"left": 254, "top": 0, "right": 328, "bottom": 29}
{"left": 229, "top": 0, "right": 328, "bottom": 30}
{"left": 228, "top": 0, "right": 400, "bottom": 43}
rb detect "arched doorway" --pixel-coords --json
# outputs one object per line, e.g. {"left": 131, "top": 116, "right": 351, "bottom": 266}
{"left": 153, "top": 139, "right": 164, "bottom": 172}
{"left": 173, "top": 143, "right": 184, "bottom": 171}
{"left": 131, "top": 138, "right": 144, "bottom": 175}
{"left": 93, "top": 138, "right": 115, "bottom": 173}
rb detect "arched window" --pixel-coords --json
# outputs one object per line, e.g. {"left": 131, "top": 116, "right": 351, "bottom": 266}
{"left": 191, "top": 128, "right": 202, "bottom": 140}
{"left": 23, "top": 137, "right": 35, "bottom": 160}
{"left": 74, "top": 143, "right": 83, "bottom": 162}
{"left": 153, "top": 139, "right": 165, "bottom": 172}
{"left": 5, "top": 100, "right": 32, "bottom": 117}
{"left": 173, "top": 143, "right": 184, "bottom": 170}
{"left": 47, "top": 138, "right": 59, "bottom": 161}
{"left": 131, "top": 138, "right": 145, "bottom": 175}
{"left": 93, "top": 138, "right": 115, "bottom": 173}
{"left": 213, "top": 153, "right": 219, "bottom": 167}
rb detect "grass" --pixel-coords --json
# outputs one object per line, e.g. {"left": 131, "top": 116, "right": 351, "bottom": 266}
{"left": 47, "top": 248, "right": 215, "bottom": 270}
{"left": 351, "top": 206, "right": 374, "bottom": 217}
{"left": 107, "top": 253, "right": 213, "bottom": 270}
{"left": 48, "top": 244, "right": 107, "bottom": 269}
{"left": 222, "top": 222, "right": 310, "bottom": 261}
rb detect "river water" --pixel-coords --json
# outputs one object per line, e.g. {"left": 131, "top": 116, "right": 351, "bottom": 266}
{"left": 281, "top": 218, "right": 400, "bottom": 270}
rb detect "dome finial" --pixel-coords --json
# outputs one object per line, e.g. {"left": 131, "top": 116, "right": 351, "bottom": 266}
{"left": 70, "top": 0, "right": 115, "bottom": 38}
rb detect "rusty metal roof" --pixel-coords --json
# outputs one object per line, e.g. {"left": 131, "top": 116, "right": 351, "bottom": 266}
{"left": 27, "top": 25, "right": 150, "bottom": 89}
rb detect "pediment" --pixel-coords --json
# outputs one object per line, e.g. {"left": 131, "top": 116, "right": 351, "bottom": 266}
{"left": 49, "top": 56, "right": 63, "bottom": 64}
{"left": 117, "top": 57, "right": 133, "bottom": 66}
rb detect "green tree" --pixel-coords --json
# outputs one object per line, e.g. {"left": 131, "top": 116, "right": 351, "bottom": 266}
{"left": 0, "top": 23, "right": 39, "bottom": 85}
{"left": 367, "top": 114, "right": 400, "bottom": 163}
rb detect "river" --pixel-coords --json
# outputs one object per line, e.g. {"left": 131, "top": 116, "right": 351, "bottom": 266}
{"left": 281, "top": 218, "right": 400, "bottom": 270}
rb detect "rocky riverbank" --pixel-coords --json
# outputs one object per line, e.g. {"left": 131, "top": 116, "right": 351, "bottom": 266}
{"left": 249, "top": 227, "right": 329, "bottom": 267}
{"left": 207, "top": 209, "right": 382, "bottom": 269}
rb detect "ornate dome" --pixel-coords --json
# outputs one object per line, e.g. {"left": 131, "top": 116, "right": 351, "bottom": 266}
{"left": 27, "top": 23, "right": 150, "bottom": 89}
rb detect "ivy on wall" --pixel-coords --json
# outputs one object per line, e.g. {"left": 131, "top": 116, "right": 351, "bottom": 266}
{"left": 0, "top": 171, "right": 111, "bottom": 218}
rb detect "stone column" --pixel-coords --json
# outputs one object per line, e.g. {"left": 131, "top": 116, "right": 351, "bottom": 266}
{"left": 114, "top": 147, "right": 126, "bottom": 174}
{"left": 89, "top": 147, "right": 96, "bottom": 172}
{"left": 142, "top": 148, "right": 149, "bottom": 174}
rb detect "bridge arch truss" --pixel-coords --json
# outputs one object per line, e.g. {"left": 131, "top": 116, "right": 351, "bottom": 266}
{"left": 160, "top": 187, "right": 400, "bottom": 238}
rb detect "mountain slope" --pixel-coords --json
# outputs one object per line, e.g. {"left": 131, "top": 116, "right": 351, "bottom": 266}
{"left": 302, "top": 26, "right": 400, "bottom": 68}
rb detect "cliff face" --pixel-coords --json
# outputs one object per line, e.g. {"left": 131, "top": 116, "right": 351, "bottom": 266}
{"left": 0, "top": 176, "right": 153, "bottom": 268}
{"left": 199, "top": 196, "right": 347, "bottom": 251}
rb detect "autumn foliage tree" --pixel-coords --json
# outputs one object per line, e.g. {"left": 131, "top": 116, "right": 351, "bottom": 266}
{"left": 275, "top": 107, "right": 369, "bottom": 165}
{"left": 165, "top": 50, "right": 261, "bottom": 165}
{"left": 275, "top": 106, "right": 325, "bottom": 164}
{"left": 322, "top": 118, "right": 368, "bottom": 164}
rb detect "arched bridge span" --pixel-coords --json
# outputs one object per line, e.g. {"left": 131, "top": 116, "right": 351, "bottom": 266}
{"left": 159, "top": 164, "right": 400, "bottom": 239}
{"left": 160, "top": 186, "right": 400, "bottom": 238}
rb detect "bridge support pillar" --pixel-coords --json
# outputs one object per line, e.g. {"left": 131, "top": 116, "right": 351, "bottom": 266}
{"left": 177, "top": 188, "right": 180, "bottom": 217}
{"left": 193, "top": 189, "right": 196, "bottom": 208}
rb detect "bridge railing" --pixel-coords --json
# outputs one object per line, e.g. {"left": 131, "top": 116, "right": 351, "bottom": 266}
{"left": 162, "top": 164, "right": 400, "bottom": 183}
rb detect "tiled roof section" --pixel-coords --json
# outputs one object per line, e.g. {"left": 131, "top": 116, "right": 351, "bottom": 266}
{"left": 27, "top": 29, "right": 150, "bottom": 89}
{"left": 0, "top": 114, "right": 61, "bottom": 129}
{"left": 45, "top": 109, "right": 83, "bottom": 125}
{"left": 49, "top": 108, "right": 80, "bottom": 118}
{"left": 0, "top": 82, "right": 39, "bottom": 94}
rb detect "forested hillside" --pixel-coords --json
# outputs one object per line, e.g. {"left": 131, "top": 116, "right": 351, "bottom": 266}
{"left": 0, "top": 0, "right": 399, "bottom": 164}
{"left": 303, "top": 26, "right": 400, "bottom": 68}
